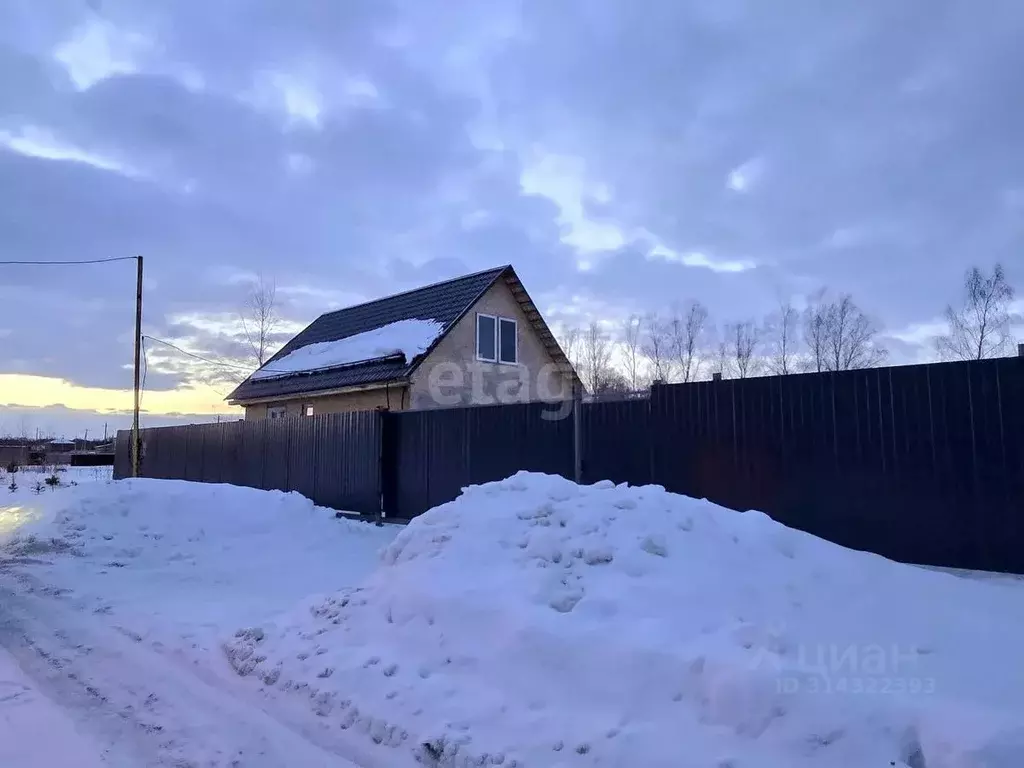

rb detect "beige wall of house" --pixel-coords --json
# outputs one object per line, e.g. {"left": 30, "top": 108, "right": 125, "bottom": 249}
{"left": 408, "top": 278, "right": 573, "bottom": 410}
{"left": 243, "top": 385, "right": 407, "bottom": 420}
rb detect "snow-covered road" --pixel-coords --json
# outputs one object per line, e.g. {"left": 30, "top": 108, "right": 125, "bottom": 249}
{"left": 0, "top": 574, "right": 399, "bottom": 767}
{"left": 0, "top": 469, "right": 402, "bottom": 767}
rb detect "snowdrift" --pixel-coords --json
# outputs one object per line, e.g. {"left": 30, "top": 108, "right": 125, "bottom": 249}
{"left": 2, "top": 479, "right": 391, "bottom": 634}
{"left": 224, "top": 473, "right": 1024, "bottom": 767}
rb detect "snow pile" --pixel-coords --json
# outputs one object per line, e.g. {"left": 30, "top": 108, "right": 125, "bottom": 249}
{"left": 1, "top": 479, "right": 396, "bottom": 766}
{"left": 252, "top": 318, "right": 445, "bottom": 380}
{"left": 2, "top": 479, "right": 393, "bottom": 634}
{"left": 224, "top": 472, "right": 1024, "bottom": 768}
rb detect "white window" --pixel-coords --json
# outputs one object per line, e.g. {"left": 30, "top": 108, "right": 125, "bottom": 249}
{"left": 476, "top": 314, "right": 497, "bottom": 362}
{"left": 476, "top": 313, "right": 518, "bottom": 364}
{"left": 268, "top": 406, "right": 287, "bottom": 419}
{"left": 304, "top": 404, "right": 314, "bottom": 417}
{"left": 498, "top": 317, "right": 517, "bottom": 364}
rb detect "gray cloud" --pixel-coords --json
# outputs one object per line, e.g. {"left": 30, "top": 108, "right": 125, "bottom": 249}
{"left": 488, "top": 0, "right": 1024, "bottom": 321}
{"left": 2, "top": 0, "right": 1022, "bottom": 434}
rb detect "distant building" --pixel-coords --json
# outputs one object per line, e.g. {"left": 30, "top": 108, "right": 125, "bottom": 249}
{"left": 0, "top": 444, "right": 30, "bottom": 468}
{"left": 45, "top": 439, "right": 76, "bottom": 465}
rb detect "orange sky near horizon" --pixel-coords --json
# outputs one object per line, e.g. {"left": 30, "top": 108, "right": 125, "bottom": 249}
{"left": 0, "top": 373, "right": 240, "bottom": 418}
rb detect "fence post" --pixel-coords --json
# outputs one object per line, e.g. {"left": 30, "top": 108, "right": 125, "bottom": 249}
{"left": 573, "top": 383, "right": 583, "bottom": 484}
{"left": 376, "top": 409, "right": 387, "bottom": 526}
{"left": 1018, "top": 343, "right": 1023, "bottom": 357}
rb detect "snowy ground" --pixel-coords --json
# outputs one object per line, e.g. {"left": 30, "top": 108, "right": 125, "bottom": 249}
{"left": 0, "top": 472, "right": 397, "bottom": 766}
{"left": 2, "top": 470, "right": 1024, "bottom": 767}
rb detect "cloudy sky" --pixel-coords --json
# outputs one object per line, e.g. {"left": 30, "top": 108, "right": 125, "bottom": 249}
{"left": 1, "top": 0, "right": 1022, "bottom": 437}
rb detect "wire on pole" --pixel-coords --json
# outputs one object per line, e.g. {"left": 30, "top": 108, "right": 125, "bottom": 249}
{"left": 0, "top": 256, "right": 140, "bottom": 265}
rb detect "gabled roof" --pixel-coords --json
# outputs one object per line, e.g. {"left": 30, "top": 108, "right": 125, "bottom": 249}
{"left": 227, "top": 265, "right": 514, "bottom": 403}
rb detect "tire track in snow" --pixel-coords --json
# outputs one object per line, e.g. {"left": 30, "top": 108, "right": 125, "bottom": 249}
{"left": 0, "top": 572, "right": 397, "bottom": 767}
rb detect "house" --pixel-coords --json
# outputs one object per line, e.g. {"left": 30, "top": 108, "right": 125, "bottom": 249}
{"left": 226, "top": 265, "right": 581, "bottom": 419}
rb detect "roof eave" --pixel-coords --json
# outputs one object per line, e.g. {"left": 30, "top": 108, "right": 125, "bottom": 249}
{"left": 500, "top": 268, "right": 584, "bottom": 391}
{"left": 227, "top": 377, "right": 410, "bottom": 407}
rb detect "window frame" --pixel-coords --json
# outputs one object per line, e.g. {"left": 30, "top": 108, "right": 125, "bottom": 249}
{"left": 498, "top": 317, "right": 518, "bottom": 365}
{"left": 303, "top": 404, "right": 314, "bottom": 417}
{"left": 475, "top": 313, "right": 498, "bottom": 363}
{"left": 268, "top": 405, "right": 287, "bottom": 419}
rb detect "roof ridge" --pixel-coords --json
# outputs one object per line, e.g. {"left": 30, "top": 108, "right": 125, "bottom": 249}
{"left": 320, "top": 264, "right": 512, "bottom": 320}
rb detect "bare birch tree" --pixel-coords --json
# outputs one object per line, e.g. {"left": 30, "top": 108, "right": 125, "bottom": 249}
{"left": 620, "top": 314, "right": 646, "bottom": 390}
{"left": 641, "top": 313, "right": 675, "bottom": 382}
{"left": 935, "top": 264, "right": 1017, "bottom": 360}
{"left": 802, "top": 289, "right": 832, "bottom": 373}
{"left": 727, "top": 320, "right": 762, "bottom": 378}
{"left": 241, "top": 275, "right": 280, "bottom": 367}
{"left": 711, "top": 338, "right": 731, "bottom": 379}
{"left": 558, "top": 326, "right": 583, "bottom": 373}
{"left": 822, "top": 293, "right": 887, "bottom": 371}
{"left": 667, "top": 301, "right": 710, "bottom": 383}
{"left": 765, "top": 299, "right": 800, "bottom": 375}
{"left": 581, "top": 321, "right": 614, "bottom": 394}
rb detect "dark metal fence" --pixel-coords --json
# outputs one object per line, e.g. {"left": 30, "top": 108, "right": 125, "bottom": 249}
{"left": 115, "top": 356, "right": 1024, "bottom": 573}
{"left": 582, "top": 357, "right": 1024, "bottom": 574}
{"left": 382, "top": 401, "right": 575, "bottom": 519}
{"left": 115, "top": 412, "right": 381, "bottom": 514}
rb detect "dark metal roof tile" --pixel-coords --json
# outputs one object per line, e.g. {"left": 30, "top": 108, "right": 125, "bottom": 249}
{"left": 227, "top": 265, "right": 509, "bottom": 402}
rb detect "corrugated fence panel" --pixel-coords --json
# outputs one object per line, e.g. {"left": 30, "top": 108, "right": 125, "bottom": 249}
{"left": 199, "top": 423, "right": 224, "bottom": 484}
{"left": 996, "top": 356, "right": 1024, "bottom": 572}
{"left": 182, "top": 426, "right": 203, "bottom": 482}
{"left": 115, "top": 415, "right": 382, "bottom": 514}
{"left": 647, "top": 358, "right": 1024, "bottom": 573}
{"left": 581, "top": 399, "right": 651, "bottom": 486}
{"left": 312, "top": 411, "right": 380, "bottom": 515}
{"left": 388, "top": 408, "right": 466, "bottom": 519}
{"left": 113, "top": 430, "right": 131, "bottom": 479}
{"left": 262, "top": 420, "right": 291, "bottom": 492}
{"left": 238, "top": 419, "right": 266, "bottom": 490}
{"left": 312, "top": 414, "right": 341, "bottom": 509}
{"left": 287, "top": 415, "right": 317, "bottom": 503}
{"left": 467, "top": 401, "right": 574, "bottom": 485}
{"left": 219, "top": 421, "right": 244, "bottom": 487}
{"left": 387, "top": 411, "right": 424, "bottom": 519}
{"left": 967, "top": 357, "right": 1021, "bottom": 572}
{"left": 386, "top": 401, "right": 574, "bottom": 519}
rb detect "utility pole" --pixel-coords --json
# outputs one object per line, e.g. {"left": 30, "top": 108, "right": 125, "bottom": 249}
{"left": 131, "top": 255, "right": 144, "bottom": 478}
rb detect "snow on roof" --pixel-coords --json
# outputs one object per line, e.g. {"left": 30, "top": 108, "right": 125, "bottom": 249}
{"left": 251, "top": 318, "right": 445, "bottom": 381}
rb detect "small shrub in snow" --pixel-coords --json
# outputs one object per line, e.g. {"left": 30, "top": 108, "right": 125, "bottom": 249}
{"left": 33, "top": 480, "right": 45, "bottom": 495}
{"left": 45, "top": 473, "right": 61, "bottom": 488}
{"left": 7, "top": 479, "right": 16, "bottom": 493}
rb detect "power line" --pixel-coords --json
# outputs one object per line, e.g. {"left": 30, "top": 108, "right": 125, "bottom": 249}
{"left": 140, "top": 335, "right": 234, "bottom": 405}
{"left": 143, "top": 335, "right": 263, "bottom": 376}
{"left": 139, "top": 336, "right": 148, "bottom": 414}
{"left": 0, "top": 256, "right": 139, "bottom": 266}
